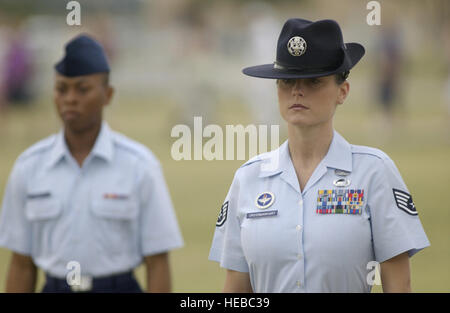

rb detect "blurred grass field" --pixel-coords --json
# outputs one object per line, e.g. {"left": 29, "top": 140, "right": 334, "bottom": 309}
{"left": 0, "top": 70, "right": 449, "bottom": 292}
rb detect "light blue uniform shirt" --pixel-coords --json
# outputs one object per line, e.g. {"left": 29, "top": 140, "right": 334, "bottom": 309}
{"left": 209, "top": 130, "right": 430, "bottom": 292}
{"left": 0, "top": 122, "right": 183, "bottom": 278}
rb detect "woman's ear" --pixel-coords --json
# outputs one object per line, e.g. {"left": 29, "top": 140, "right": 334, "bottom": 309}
{"left": 104, "top": 86, "right": 115, "bottom": 107}
{"left": 337, "top": 81, "right": 350, "bottom": 105}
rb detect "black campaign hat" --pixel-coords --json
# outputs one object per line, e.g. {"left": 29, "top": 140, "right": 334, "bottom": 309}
{"left": 55, "top": 34, "right": 110, "bottom": 77}
{"left": 242, "top": 18, "right": 365, "bottom": 79}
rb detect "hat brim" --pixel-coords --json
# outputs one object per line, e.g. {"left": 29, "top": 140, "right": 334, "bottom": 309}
{"left": 242, "top": 43, "right": 365, "bottom": 79}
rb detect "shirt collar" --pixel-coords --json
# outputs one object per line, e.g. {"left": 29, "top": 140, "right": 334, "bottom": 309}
{"left": 321, "top": 130, "right": 352, "bottom": 172}
{"left": 91, "top": 121, "right": 114, "bottom": 163}
{"left": 45, "top": 121, "right": 114, "bottom": 169}
{"left": 259, "top": 130, "right": 352, "bottom": 178}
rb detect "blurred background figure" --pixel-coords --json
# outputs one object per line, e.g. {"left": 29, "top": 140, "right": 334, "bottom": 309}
{"left": 442, "top": 20, "right": 450, "bottom": 117}
{"left": 376, "top": 20, "right": 404, "bottom": 129}
{"left": 90, "top": 14, "right": 118, "bottom": 66}
{"left": 0, "top": 23, "right": 35, "bottom": 109}
{"left": 242, "top": 1, "right": 281, "bottom": 126}
{"left": 171, "top": 2, "right": 220, "bottom": 126}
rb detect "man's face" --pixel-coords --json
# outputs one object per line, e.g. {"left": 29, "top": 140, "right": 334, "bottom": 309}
{"left": 54, "top": 73, "right": 113, "bottom": 133}
{"left": 277, "top": 75, "right": 349, "bottom": 128}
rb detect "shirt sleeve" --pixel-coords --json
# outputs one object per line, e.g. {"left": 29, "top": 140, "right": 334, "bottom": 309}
{"left": 368, "top": 156, "right": 430, "bottom": 263}
{"left": 138, "top": 162, "right": 183, "bottom": 256}
{"left": 208, "top": 171, "right": 249, "bottom": 272}
{"left": 0, "top": 160, "right": 32, "bottom": 255}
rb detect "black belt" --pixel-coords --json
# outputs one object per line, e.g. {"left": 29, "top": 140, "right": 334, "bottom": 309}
{"left": 44, "top": 271, "right": 138, "bottom": 293}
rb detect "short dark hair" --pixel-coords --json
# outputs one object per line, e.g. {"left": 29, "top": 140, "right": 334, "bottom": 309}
{"left": 335, "top": 71, "right": 349, "bottom": 85}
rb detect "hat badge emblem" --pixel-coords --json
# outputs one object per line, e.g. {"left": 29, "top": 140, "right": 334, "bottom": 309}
{"left": 287, "top": 36, "right": 307, "bottom": 56}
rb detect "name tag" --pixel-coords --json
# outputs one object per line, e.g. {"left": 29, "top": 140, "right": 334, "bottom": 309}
{"left": 246, "top": 210, "right": 278, "bottom": 219}
{"left": 316, "top": 189, "right": 364, "bottom": 215}
{"left": 27, "top": 192, "right": 51, "bottom": 199}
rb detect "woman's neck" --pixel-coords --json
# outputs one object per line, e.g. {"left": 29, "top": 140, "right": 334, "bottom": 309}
{"left": 64, "top": 123, "right": 101, "bottom": 166}
{"left": 287, "top": 121, "right": 334, "bottom": 168}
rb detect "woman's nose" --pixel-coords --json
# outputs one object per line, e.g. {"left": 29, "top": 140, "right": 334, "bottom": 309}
{"left": 64, "top": 89, "right": 78, "bottom": 105}
{"left": 291, "top": 80, "right": 304, "bottom": 97}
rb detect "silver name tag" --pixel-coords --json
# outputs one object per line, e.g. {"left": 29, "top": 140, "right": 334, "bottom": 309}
{"left": 247, "top": 210, "right": 278, "bottom": 219}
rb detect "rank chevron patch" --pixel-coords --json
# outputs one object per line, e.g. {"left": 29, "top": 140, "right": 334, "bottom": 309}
{"left": 393, "top": 188, "right": 418, "bottom": 216}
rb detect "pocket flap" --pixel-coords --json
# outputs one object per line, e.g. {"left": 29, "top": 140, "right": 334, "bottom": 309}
{"left": 25, "top": 197, "right": 62, "bottom": 221}
{"left": 91, "top": 198, "right": 138, "bottom": 220}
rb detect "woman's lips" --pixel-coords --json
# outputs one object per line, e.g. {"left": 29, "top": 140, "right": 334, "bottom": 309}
{"left": 62, "top": 110, "right": 80, "bottom": 120}
{"left": 289, "top": 104, "right": 309, "bottom": 110}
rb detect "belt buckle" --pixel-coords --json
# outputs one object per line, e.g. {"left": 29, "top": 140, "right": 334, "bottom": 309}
{"left": 70, "top": 275, "right": 93, "bottom": 292}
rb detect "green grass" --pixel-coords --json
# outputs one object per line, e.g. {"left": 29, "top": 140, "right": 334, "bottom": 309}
{"left": 0, "top": 73, "right": 449, "bottom": 292}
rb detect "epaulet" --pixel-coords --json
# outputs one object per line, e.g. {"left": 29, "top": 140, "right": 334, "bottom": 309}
{"left": 239, "top": 150, "right": 273, "bottom": 169}
{"left": 17, "top": 135, "right": 56, "bottom": 162}
{"left": 111, "top": 131, "right": 159, "bottom": 166}
{"left": 351, "top": 144, "right": 389, "bottom": 160}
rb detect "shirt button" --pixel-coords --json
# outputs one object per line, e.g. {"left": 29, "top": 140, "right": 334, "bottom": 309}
{"left": 297, "top": 254, "right": 302, "bottom": 260}
{"left": 298, "top": 199, "right": 303, "bottom": 207}
{"left": 296, "top": 281, "right": 301, "bottom": 287}
{"left": 296, "top": 225, "right": 302, "bottom": 231}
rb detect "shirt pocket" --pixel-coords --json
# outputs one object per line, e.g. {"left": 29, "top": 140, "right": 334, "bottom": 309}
{"left": 25, "top": 193, "right": 62, "bottom": 221}
{"left": 90, "top": 196, "right": 139, "bottom": 255}
{"left": 25, "top": 192, "right": 63, "bottom": 256}
{"left": 240, "top": 208, "right": 292, "bottom": 264}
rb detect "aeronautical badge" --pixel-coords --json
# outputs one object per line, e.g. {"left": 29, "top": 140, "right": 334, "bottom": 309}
{"left": 256, "top": 192, "right": 275, "bottom": 210}
{"left": 216, "top": 201, "right": 229, "bottom": 227}
{"left": 333, "top": 178, "right": 350, "bottom": 187}
{"left": 287, "top": 36, "right": 307, "bottom": 56}
{"left": 393, "top": 189, "right": 418, "bottom": 216}
{"left": 335, "top": 169, "right": 350, "bottom": 177}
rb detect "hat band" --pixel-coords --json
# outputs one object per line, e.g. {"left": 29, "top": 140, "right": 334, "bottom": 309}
{"left": 273, "top": 61, "right": 339, "bottom": 74}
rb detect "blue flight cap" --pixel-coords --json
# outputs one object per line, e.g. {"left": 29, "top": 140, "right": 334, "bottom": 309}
{"left": 55, "top": 34, "right": 110, "bottom": 77}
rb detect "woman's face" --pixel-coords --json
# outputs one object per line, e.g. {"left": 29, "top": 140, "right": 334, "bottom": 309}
{"left": 277, "top": 75, "right": 349, "bottom": 128}
{"left": 54, "top": 73, "right": 113, "bottom": 134}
